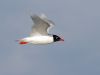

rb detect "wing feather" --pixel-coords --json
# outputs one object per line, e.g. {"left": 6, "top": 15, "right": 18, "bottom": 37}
{"left": 30, "top": 14, "right": 54, "bottom": 36}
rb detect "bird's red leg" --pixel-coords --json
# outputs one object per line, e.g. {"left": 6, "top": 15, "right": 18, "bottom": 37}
{"left": 19, "top": 41, "right": 29, "bottom": 45}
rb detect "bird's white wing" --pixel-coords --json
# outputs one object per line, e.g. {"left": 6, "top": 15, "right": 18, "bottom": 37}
{"left": 30, "top": 14, "right": 54, "bottom": 36}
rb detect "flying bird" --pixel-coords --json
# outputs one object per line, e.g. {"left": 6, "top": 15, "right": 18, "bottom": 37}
{"left": 18, "top": 14, "right": 64, "bottom": 45}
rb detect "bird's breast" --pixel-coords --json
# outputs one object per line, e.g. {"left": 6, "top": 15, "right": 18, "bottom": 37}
{"left": 25, "top": 36, "right": 53, "bottom": 44}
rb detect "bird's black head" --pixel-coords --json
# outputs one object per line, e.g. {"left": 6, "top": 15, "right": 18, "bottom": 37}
{"left": 53, "top": 35, "right": 64, "bottom": 42}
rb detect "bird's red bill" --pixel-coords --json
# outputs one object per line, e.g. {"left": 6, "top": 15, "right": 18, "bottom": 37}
{"left": 60, "top": 36, "right": 64, "bottom": 41}
{"left": 60, "top": 38, "right": 64, "bottom": 41}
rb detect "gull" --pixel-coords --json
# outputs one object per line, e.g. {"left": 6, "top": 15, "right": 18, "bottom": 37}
{"left": 18, "top": 14, "right": 64, "bottom": 45}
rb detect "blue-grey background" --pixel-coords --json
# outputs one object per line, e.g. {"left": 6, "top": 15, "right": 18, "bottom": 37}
{"left": 0, "top": 0, "right": 100, "bottom": 75}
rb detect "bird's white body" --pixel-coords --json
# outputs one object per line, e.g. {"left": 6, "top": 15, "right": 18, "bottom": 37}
{"left": 22, "top": 36, "right": 53, "bottom": 44}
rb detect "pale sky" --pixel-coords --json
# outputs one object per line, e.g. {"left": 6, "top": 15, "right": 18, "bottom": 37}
{"left": 0, "top": 0, "right": 100, "bottom": 75}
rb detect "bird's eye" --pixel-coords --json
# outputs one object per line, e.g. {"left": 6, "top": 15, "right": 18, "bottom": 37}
{"left": 56, "top": 37, "right": 59, "bottom": 39}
